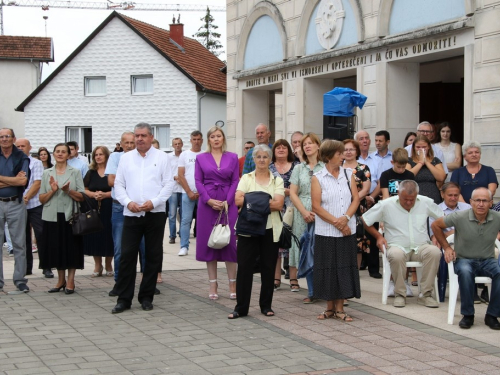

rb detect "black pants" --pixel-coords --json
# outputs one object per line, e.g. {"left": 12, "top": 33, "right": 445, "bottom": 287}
{"left": 26, "top": 205, "right": 43, "bottom": 274}
{"left": 364, "top": 222, "right": 380, "bottom": 275}
{"left": 234, "top": 229, "right": 279, "bottom": 315}
{"left": 115, "top": 212, "right": 166, "bottom": 306}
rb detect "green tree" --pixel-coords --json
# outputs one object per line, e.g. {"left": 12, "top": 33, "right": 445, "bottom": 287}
{"left": 193, "top": 7, "right": 224, "bottom": 57}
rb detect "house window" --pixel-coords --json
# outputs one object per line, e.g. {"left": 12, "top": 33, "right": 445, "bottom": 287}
{"left": 131, "top": 75, "right": 153, "bottom": 95}
{"left": 66, "top": 127, "right": 92, "bottom": 153}
{"left": 151, "top": 125, "right": 170, "bottom": 150}
{"left": 84, "top": 77, "right": 106, "bottom": 96}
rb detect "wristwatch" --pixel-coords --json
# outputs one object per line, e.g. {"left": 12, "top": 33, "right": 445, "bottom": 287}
{"left": 344, "top": 214, "right": 351, "bottom": 221}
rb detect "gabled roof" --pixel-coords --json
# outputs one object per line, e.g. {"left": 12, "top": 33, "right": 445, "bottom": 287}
{"left": 16, "top": 11, "right": 226, "bottom": 112}
{"left": 0, "top": 35, "right": 53, "bottom": 61}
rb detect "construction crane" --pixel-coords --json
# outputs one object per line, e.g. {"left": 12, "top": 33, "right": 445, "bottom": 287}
{"left": 1, "top": 0, "right": 226, "bottom": 35}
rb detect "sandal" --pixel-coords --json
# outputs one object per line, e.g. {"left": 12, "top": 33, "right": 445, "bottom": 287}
{"left": 317, "top": 310, "right": 335, "bottom": 320}
{"left": 335, "top": 311, "right": 353, "bottom": 322}
{"left": 209, "top": 279, "right": 218, "bottom": 300}
{"left": 289, "top": 279, "right": 300, "bottom": 292}
{"left": 228, "top": 311, "right": 243, "bottom": 319}
{"left": 274, "top": 279, "right": 281, "bottom": 290}
{"left": 261, "top": 308, "right": 274, "bottom": 317}
{"left": 91, "top": 265, "right": 103, "bottom": 278}
{"left": 303, "top": 297, "right": 316, "bottom": 304}
{"left": 229, "top": 278, "right": 236, "bottom": 300}
{"left": 343, "top": 300, "right": 349, "bottom": 306}
{"left": 105, "top": 270, "right": 114, "bottom": 277}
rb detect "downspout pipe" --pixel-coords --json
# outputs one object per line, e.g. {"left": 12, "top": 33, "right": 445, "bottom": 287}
{"left": 198, "top": 90, "right": 207, "bottom": 131}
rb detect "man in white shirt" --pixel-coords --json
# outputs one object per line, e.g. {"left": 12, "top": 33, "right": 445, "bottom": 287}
{"left": 167, "top": 138, "right": 183, "bottom": 244}
{"left": 177, "top": 131, "right": 203, "bottom": 256}
{"left": 111, "top": 123, "right": 173, "bottom": 314}
{"left": 363, "top": 180, "right": 443, "bottom": 308}
{"left": 66, "top": 141, "right": 89, "bottom": 179}
{"left": 405, "top": 121, "right": 449, "bottom": 175}
{"left": 15, "top": 139, "right": 52, "bottom": 278}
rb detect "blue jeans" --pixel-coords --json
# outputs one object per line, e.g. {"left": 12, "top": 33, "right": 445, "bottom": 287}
{"left": 454, "top": 258, "right": 500, "bottom": 317}
{"left": 111, "top": 202, "right": 145, "bottom": 282}
{"left": 180, "top": 193, "right": 197, "bottom": 249}
{"left": 168, "top": 193, "right": 182, "bottom": 239}
{"left": 306, "top": 272, "right": 314, "bottom": 298}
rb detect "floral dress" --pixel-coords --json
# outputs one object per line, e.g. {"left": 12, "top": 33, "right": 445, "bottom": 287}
{"left": 288, "top": 161, "right": 325, "bottom": 268}
{"left": 270, "top": 161, "right": 299, "bottom": 257}
{"left": 344, "top": 163, "right": 371, "bottom": 253}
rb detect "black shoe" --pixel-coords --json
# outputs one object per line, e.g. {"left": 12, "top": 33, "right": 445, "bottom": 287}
{"left": 64, "top": 288, "right": 74, "bottom": 295}
{"left": 459, "top": 315, "right": 474, "bottom": 329}
{"left": 359, "top": 261, "right": 367, "bottom": 270}
{"left": 18, "top": 283, "right": 30, "bottom": 293}
{"left": 155, "top": 288, "right": 160, "bottom": 295}
{"left": 169, "top": 238, "right": 175, "bottom": 244}
{"left": 141, "top": 301, "right": 153, "bottom": 311}
{"left": 480, "top": 287, "right": 490, "bottom": 304}
{"left": 370, "top": 272, "right": 382, "bottom": 279}
{"left": 280, "top": 268, "right": 285, "bottom": 275}
{"left": 109, "top": 289, "right": 118, "bottom": 297}
{"left": 485, "top": 314, "right": 500, "bottom": 330}
{"left": 26, "top": 271, "right": 33, "bottom": 276}
{"left": 474, "top": 293, "right": 481, "bottom": 304}
{"left": 284, "top": 270, "right": 290, "bottom": 280}
{"left": 112, "top": 303, "right": 130, "bottom": 314}
{"left": 48, "top": 282, "right": 66, "bottom": 293}
{"left": 43, "top": 269, "right": 54, "bottom": 278}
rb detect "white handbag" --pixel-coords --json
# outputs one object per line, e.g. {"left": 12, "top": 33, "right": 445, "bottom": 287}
{"left": 208, "top": 202, "right": 231, "bottom": 249}
{"left": 283, "top": 205, "right": 294, "bottom": 227}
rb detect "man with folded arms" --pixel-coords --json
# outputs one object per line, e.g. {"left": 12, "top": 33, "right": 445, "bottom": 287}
{"left": 432, "top": 187, "right": 500, "bottom": 330}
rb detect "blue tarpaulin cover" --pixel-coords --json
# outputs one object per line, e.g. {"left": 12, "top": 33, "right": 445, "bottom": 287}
{"left": 323, "top": 87, "right": 368, "bottom": 117}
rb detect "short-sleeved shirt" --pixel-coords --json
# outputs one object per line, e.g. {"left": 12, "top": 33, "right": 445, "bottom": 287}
{"left": 428, "top": 201, "right": 471, "bottom": 237}
{"left": 444, "top": 209, "right": 500, "bottom": 259}
{"left": 362, "top": 195, "right": 444, "bottom": 253}
{"left": 237, "top": 171, "right": 284, "bottom": 242}
{"left": 178, "top": 149, "right": 203, "bottom": 193}
{"left": 380, "top": 169, "right": 415, "bottom": 197}
{"left": 104, "top": 151, "right": 123, "bottom": 200}
{"left": 450, "top": 165, "right": 498, "bottom": 203}
{"left": 167, "top": 152, "right": 182, "bottom": 193}
{"left": 25, "top": 156, "right": 43, "bottom": 209}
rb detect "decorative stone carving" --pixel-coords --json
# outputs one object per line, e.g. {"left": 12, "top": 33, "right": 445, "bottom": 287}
{"left": 315, "top": 0, "right": 345, "bottom": 50}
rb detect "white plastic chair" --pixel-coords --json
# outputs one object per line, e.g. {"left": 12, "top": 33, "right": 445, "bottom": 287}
{"left": 446, "top": 234, "right": 495, "bottom": 324}
{"left": 381, "top": 244, "right": 439, "bottom": 305}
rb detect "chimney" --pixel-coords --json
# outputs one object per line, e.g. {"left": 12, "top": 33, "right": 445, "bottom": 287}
{"left": 169, "top": 23, "right": 184, "bottom": 48}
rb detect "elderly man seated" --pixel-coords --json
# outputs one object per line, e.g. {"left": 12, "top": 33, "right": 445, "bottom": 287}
{"left": 362, "top": 180, "right": 443, "bottom": 308}
{"left": 431, "top": 187, "right": 500, "bottom": 330}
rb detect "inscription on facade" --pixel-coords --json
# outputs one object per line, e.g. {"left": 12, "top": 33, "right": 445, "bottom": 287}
{"left": 244, "top": 36, "right": 459, "bottom": 88}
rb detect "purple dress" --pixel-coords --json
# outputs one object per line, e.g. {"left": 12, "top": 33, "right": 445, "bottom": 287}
{"left": 195, "top": 152, "right": 239, "bottom": 262}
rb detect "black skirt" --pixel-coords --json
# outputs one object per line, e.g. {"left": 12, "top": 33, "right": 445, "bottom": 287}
{"left": 313, "top": 234, "right": 361, "bottom": 301}
{"left": 39, "top": 213, "right": 84, "bottom": 270}
{"left": 83, "top": 198, "right": 114, "bottom": 257}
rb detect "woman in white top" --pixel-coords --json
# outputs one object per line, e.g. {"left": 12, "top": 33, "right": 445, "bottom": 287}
{"left": 434, "top": 122, "right": 462, "bottom": 181}
{"left": 311, "top": 140, "right": 360, "bottom": 321}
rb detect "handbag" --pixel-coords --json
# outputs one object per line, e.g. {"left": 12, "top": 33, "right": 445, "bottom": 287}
{"left": 70, "top": 193, "right": 104, "bottom": 236}
{"left": 278, "top": 220, "right": 300, "bottom": 249}
{"left": 283, "top": 205, "right": 294, "bottom": 226}
{"left": 208, "top": 202, "right": 231, "bottom": 249}
{"left": 344, "top": 169, "right": 364, "bottom": 237}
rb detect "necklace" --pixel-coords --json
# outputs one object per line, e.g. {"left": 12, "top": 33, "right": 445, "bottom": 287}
{"left": 467, "top": 164, "right": 481, "bottom": 179}
{"left": 274, "top": 162, "right": 290, "bottom": 174}
{"left": 56, "top": 168, "right": 66, "bottom": 175}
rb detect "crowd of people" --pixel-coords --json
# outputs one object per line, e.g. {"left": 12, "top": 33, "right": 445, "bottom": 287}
{"left": 1, "top": 120, "right": 500, "bottom": 330}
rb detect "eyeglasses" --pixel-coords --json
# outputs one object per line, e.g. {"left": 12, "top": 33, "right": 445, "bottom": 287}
{"left": 471, "top": 199, "right": 492, "bottom": 205}
{"left": 0, "top": 135, "right": 13, "bottom": 139}
{"left": 344, "top": 148, "right": 356, "bottom": 153}
{"left": 255, "top": 155, "right": 269, "bottom": 160}
{"left": 417, "top": 130, "right": 433, "bottom": 134}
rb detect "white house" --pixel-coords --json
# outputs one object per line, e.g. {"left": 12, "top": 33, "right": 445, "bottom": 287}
{"left": 0, "top": 35, "right": 53, "bottom": 138}
{"left": 16, "top": 11, "right": 226, "bottom": 153}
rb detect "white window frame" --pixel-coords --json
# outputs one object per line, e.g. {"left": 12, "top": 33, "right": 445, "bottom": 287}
{"left": 66, "top": 127, "right": 92, "bottom": 153}
{"left": 151, "top": 124, "right": 170, "bottom": 151}
{"left": 84, "top": 76, "right": 106, "bottom": 96}
{"left": 131, "top": 74, "right": 154, "bottom": 95}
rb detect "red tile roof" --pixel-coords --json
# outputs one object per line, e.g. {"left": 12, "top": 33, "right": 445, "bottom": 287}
{"left": 0, "top": 35, "right": 53, "bottom": 61}
{"left": 122, "top": 15, "right": 226, "bottom": 94}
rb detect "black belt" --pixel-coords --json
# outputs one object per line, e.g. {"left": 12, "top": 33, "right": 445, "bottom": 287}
{"left": 113, "top": 199, "right": 122, "bottom": 205}
{"left": 0, "top": 196, "right": 17, "bottom": 202}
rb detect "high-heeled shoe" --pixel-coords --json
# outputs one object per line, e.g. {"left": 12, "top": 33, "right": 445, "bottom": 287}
{"left": 48, "top": 282, "right": 66, "bottom": 293}
{"left": 65, "top": 288, "right": 75, "bottom": 295}
{"left": 209, "top": 279, "right": 218, "bottom": 300}
{"left": 91, "top": 265, "right": 103, "bottom": 278}
{"left": 229, "top": 278, "right": 237, "bottom": 300}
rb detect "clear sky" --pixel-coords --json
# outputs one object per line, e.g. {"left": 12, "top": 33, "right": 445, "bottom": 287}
{"left": 3, "top": 0, "right": 227, "bottom": 80}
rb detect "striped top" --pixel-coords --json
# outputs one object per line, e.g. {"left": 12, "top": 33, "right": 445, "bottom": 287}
{"left": 314, "top": 166, "right": 356, "bottom": 237}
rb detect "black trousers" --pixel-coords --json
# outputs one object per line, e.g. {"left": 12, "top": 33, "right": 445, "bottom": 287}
{"left": 26, "top": 205, "right": 43, "bottom": 274}
{"left": 364, "top": 222, "right": 380, "bottom": 275}
{"left": 234, "top": 229, "right": 279, "bottom": 315}
{"left": 116, "top": 212, "right": 166, "bottom": 306}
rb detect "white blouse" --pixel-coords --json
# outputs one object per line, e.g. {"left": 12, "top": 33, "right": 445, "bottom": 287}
{"left": 314, "top": 166, "right": 356, "bottom": 237}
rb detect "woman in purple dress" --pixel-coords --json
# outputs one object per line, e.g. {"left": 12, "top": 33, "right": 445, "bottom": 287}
{"left": 195, "top": 126, "right": 239, "bottom": 300}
